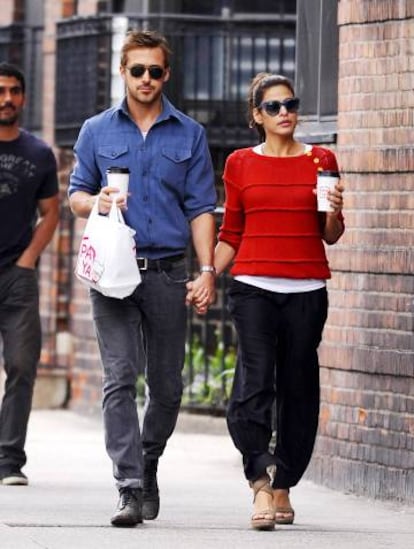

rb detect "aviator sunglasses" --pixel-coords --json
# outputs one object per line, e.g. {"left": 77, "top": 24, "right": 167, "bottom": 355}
{"left": 259, "top": 97, "right": 300, "bottom": 116}
{"left": 126, "top": 64, "right": 165, "bottom": 79}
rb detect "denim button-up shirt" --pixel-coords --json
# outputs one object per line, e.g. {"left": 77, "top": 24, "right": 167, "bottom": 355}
{"left": 69, "top": 96, "right": 216, "bottom": 259}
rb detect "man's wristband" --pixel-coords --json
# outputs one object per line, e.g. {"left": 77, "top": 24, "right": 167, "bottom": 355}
{"left": 199, "top": 265, "right": 216, "bottom": 275}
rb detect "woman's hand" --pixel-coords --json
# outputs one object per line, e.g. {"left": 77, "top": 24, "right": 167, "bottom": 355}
{"left": 327, "top": 181, "right": 344, "bottom": 214}
{"left": 323, "top": 181, "right": 345, "bottom": 244}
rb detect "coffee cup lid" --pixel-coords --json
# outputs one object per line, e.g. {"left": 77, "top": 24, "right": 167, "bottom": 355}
{"left": 318, "top": 170, "right": 339, "bottom": 177}
{"left": 106, "top": 166, "right": 130, "bottom": 174}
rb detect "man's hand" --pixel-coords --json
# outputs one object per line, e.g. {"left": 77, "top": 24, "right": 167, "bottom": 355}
{"left": 97, "top": 187, "right": 129, "bottom": 214}
{"left": 186, "top": 272, "right": 216, "bottom": 315}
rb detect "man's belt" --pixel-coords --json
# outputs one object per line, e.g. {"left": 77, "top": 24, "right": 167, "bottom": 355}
{"left": 136, "top": 254, "right": 185, "bottom": 272}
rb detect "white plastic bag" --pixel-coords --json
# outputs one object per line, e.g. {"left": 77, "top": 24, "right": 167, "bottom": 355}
{"left": 75, "top": 199, "right": 141, "bottom": 299}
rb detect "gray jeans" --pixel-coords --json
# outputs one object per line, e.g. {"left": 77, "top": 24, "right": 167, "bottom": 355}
{"left": 90, "top": 259, "right": 188, "bottom": 489}
{"left": 0, "top": 265, "right": 41, "bottom": 469}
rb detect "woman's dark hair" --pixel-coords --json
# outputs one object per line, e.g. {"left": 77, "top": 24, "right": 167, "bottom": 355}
{"left": 120, "top": 29, "right": 172, "bottom": 68}
{"left": 0, "top": 62, "right": 25, "bottom": 93}
{"left": 247, "top": 73, "right": 295, "bottom": 141}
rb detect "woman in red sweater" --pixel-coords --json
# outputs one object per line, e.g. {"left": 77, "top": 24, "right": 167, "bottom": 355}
{"left": 214, "top": 73, "right": 344, "bottom": 530}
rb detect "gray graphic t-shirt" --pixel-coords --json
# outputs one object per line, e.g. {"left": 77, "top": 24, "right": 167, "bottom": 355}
{"left": 0, "top": 129, "right": 58, "bottom": 268}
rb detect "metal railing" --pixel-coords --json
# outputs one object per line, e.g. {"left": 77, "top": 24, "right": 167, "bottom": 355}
{"left": 0, "top": 23, "right": 24, "bottom": 67}
{"left": 0, "top": 23, "right": 43, "bottom": 133}
{"left": 55, "top": 12, "right": 296, "bottom": 149}
{"left": 55, "top": 17, "right": 113, "bottom": 146}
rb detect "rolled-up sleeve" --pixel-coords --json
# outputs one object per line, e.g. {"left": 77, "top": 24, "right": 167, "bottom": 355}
{"left": 68, "top": 121, "right": 101, "bottom": 196}
{"left": 183, "top": 126, "right": 216, "bottom": 220}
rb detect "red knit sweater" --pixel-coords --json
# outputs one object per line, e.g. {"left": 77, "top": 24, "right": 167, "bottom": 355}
{"left": 218, "top": 145, "right": 344, "bottom": 279}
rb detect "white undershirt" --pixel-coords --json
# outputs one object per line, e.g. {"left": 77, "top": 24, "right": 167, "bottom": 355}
{"left": 233, "top": 143, "right": 326, "bottom": 294}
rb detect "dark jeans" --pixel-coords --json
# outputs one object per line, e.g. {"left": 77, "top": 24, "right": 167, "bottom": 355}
{"left": 90, "top": 259, "right": 188, "bottom": 489}
{"left": 0, "top": 265, "right": 41, "bottom": 469}
{"left": 227, "top": 280, "right": 328, "bottom": 488}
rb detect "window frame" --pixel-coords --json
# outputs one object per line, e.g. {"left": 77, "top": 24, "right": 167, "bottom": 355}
{"left": 294, "top": 0, "right": 339, "bottom": 144}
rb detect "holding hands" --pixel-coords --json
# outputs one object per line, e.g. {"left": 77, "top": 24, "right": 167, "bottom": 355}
{"left": 186, "top": 272, "right": 216, "bottom": 315}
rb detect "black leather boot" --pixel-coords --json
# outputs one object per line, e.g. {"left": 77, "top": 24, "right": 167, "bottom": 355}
{"left": 111, "top": 487, "right": 143, "bottom": 527}
{"left": 143, "top": 459, "right": 160, "bottom": 520}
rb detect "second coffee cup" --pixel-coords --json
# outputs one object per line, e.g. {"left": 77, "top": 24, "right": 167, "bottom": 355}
{"left": 316, "top": 170, "right": 339, "bottom": 212}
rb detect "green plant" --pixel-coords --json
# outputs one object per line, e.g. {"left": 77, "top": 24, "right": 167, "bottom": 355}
{"left": 136, "top": 373, "right": 146, "bottom": 407}
{"left": 183, "top": 332, "right": 236, "bottom": 408}
{"left": 135, "top": 331, "right": 237, "bottom": 410}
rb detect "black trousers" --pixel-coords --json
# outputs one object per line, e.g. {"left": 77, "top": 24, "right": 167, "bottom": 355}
{"left": 0, "top": 265, "right": 40, "bottom": 469}
{"left": 226, "top": 280, "right": 328, "bottom": 488}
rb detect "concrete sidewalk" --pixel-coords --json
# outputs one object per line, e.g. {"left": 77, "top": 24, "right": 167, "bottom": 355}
{"left": 0, "top": 410, "right": 413, "bottom": 549}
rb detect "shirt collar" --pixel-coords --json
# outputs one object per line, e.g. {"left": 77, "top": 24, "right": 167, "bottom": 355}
{"left": 116, "top": 95, "right": 181, "bottom": 124}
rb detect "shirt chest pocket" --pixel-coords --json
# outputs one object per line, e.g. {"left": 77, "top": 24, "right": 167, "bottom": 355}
{"left": 159, "top": 147, "right": 192, "bottom": 186}
{"left": 97, "top": 145, "right": 129, "bottom": 176}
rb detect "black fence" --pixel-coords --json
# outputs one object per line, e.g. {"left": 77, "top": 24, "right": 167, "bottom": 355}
{"left": 184, "top": 209, "right": 237, "bottom": 414}
{"left": 0, "top": 23, "right": 24, "bottom": 67}
{"left": 55, "top": 17, "right": 114, "bottom": 146}
{"left": 55, "top": 12, "right": 296, "bottom": 149}
{"left": 0, "top": 23, "right": 43, "bottom": 133}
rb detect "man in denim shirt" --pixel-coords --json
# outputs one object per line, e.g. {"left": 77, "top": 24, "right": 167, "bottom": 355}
{"left": 69, "top": 30, "right": 217, "bottom": 527}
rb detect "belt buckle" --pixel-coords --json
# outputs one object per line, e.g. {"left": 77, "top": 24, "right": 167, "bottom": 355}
{"left": 137, "top": 257, "right": 148, "bottom": 271}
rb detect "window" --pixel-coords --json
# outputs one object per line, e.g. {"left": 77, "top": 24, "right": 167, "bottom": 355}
{"left": 0, "top": 0, "right": 44, "bottom": 133}
{"left": 233, "top": 0, "right": 296, "bottom": 14}
{"left": 22, "top": 0, "right": 44, "bottom": 133}
{"left": 181, "top": 0, "right": 296, "bottom": 15}
{"left": 183, "top": 31, "right": 295, "bottom": 102}
{"left": 295, "top": 0, "right": 338, "bottom": 142}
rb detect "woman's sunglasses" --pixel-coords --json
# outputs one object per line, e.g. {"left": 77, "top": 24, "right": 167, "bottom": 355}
{"left": 259, "top": 97, "right": 300, "bottom": 116}
{"left": 126, "top": 64, "right": 165, "bottom": 80}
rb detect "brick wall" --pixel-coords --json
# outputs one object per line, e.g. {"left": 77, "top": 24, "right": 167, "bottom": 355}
{"left": 53, "top": 1, "right": 103, "bottom": 413}
{"left": 34, "top": 1, "right": 102, "bottom": 409}
{"left": 67, "top": 207, "right": 103, "bottom": 413}
{"left": 306, "top": 0, "right": 414, "bottom": 502}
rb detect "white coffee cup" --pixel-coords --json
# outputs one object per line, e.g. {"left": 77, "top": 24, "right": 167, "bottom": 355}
{"left": 106, "top": 167, "right": 130, "bottom": 202}
{"left": 316, "top": 170, "right": 339, "bottom": 212}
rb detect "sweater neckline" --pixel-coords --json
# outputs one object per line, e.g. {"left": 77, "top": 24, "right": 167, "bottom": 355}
{"left": 252, "top": 143, "right": 312, "bottom": 158}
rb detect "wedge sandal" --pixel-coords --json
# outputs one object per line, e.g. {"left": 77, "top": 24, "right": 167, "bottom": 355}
{"left": 250, "top": 477, "right": 276, "bottom": 531}
{"left": 275, "top": 506, "right": 295, "bottom": 525}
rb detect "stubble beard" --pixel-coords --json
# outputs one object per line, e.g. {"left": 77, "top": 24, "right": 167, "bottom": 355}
{"left": 131, "top": 86, "right": 163, "bottom": 107}
{"left": 0, "top": 117, "right": 18, "bottom": 126}
{"left": 0, "top": 108, "right": 19, "bottom": 126}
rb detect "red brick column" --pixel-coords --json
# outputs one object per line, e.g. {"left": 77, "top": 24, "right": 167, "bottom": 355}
{"left": 33, "top": 0, "right": 100, "bottom": 407}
